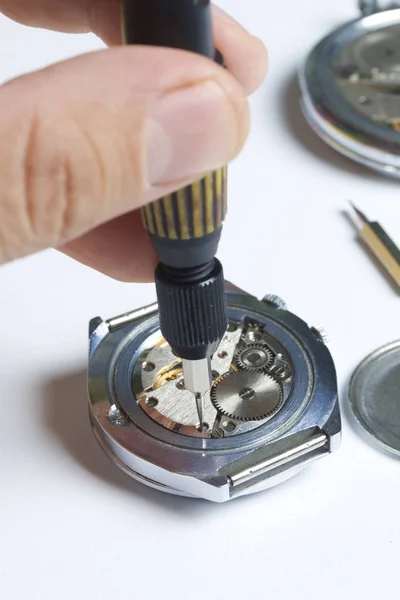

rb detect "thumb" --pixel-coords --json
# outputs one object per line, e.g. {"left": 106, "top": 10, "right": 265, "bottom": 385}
{"left": 0, "top": 46, "right": 249, "bottom": 264}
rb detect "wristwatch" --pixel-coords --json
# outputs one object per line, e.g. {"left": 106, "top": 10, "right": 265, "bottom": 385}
{"left": 88, "top": 283, "right": 341, "bottom": 503}
{"left": 300, "top": 1, "right": 400, "bottom": 177}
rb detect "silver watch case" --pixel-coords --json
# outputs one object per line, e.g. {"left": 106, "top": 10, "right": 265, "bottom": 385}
{"left": 299, "top": 2, "right": 400, "bottom": 177}
{"left": 88, "top": 284, "right": 341, "bottom": 503}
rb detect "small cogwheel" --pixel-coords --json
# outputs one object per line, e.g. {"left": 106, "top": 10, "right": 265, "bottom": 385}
{"left": 235, "top": 343, "right": 274, "bottom": 373}
{"left": 211, "top": 371, "right": 283, "bottom": 422}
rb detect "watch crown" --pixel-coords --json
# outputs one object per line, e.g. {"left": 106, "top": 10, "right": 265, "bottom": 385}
{"left": 261, "top": 294, "right": 287, "bottom": 310}
{"left": 310, "top": 326, "right": 329, "bottom": 345}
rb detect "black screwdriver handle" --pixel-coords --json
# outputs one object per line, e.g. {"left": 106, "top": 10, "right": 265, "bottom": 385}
{"left": 121, "top": 0, "right": 228, "bottom": 360}
{"left": 122, "top": 0, "right": 215, "bottom": 56}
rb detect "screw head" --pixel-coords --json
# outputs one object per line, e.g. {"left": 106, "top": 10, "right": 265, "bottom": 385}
{"left": 222, "top": 421, "right": 237, "bottom": 433}
{"left": 214, "top": 428, "right": 224, "bottom": 438}
{"left": 239, "top": 387, "right": 256, "bottom": 401}
{"left": 142, "top": 361, "right": 155, "bottom": 372}
{"left": 196, "top": 423, "right": 209, "bottom": 433}
{"left": 146, "top": 396, "right": 159, "bottom": 408}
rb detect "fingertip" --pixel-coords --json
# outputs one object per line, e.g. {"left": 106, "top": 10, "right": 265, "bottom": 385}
{"left": 212, "top": 6, "right": 268, "bottom": 96}
{"left": 248, "top": 36, "right": 269, "bottom": 94}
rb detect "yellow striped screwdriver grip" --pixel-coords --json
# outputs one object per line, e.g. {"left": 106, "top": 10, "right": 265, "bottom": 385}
{"left": 141, "top": 168, "right": 228, "bottom": 241}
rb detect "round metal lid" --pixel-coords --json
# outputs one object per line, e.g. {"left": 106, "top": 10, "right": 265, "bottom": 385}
{"left": 349, "top": 340, "right": 400, "bottom": 454}
{"left": 299, "top": 3, "right": 400, "bottom": 177}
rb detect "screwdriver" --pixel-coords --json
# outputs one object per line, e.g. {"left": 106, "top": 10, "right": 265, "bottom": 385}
{"left": 122, "top": 0, "right": 228, "bottom": 429}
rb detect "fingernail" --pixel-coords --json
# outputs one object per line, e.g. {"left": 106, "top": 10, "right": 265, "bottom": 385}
{"left": 147, "top": 81, "right": 240, "bottom": 185}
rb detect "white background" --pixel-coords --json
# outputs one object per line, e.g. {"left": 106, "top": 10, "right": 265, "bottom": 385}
{"left": 0, "top": 1, "right": 399, "bottom": 599}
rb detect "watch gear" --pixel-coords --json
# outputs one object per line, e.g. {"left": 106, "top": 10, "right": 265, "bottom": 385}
{"left": 211, "top": 370, "right": 283, "bottom": 422}
{"left": 235, "top": 342, "right": 274, "bottom": 373}
{"left": 153, "top": 366, "right": 183, "bottom": 390}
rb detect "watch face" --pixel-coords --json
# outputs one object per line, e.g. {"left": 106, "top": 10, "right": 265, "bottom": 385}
{"left": 300, "top": 9, "right": 400, "bottom": 176}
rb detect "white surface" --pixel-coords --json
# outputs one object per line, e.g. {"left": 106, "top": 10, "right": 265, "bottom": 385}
{"left": 0, "top": 2, "right": 399, "bottom": 599}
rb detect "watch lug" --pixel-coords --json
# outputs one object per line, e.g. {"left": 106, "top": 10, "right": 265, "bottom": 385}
{"left": 88, "top": 318, "right": 109, "bottom": 358}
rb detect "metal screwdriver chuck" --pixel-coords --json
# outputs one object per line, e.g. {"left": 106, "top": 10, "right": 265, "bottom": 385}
{"left": 122, "top": 0, "right": 228, "bottom": 427}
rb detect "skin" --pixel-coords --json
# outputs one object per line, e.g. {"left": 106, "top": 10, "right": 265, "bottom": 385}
{"left": 0, "top": 1, "right": 268, "bottom": 281}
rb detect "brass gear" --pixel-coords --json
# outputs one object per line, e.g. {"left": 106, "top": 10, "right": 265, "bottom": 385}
{"left": 153, "top": 367, "right": 183, "bottom": 390}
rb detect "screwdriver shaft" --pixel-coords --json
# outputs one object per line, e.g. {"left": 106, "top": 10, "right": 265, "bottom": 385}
{"left": 195, "top": 393, "right": 205, "bottom": 431}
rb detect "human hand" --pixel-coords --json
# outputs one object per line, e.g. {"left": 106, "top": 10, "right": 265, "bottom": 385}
{"left": 0, "top": 1, "right": 267, "bottom": 281}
